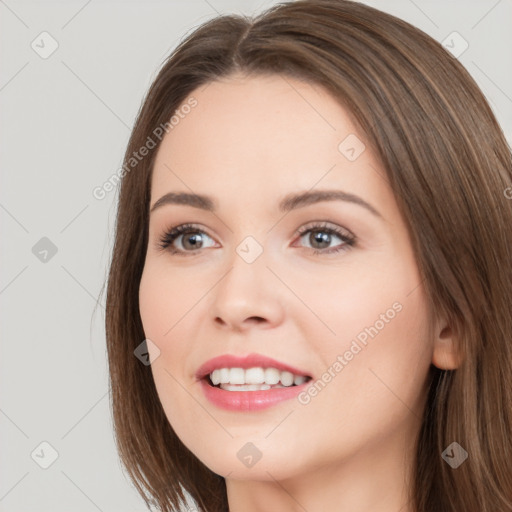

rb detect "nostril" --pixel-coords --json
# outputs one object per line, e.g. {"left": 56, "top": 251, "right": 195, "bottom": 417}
{"left": 247, "top": 316, "right": 265, "bottom": 324}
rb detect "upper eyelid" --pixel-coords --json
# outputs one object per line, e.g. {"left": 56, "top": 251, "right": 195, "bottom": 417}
{"left": 296, "top": 220, "right": 353, "bottom": 234}
{"left": 161, "top": 221, "right": 351, "bottom": 239}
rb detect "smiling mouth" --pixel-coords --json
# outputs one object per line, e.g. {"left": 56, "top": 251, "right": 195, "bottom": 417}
{"left": 203, "top": 374, "right": 313, "bottom": 391}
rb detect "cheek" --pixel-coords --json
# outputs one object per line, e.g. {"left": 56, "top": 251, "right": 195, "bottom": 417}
{"left": 138, "top": 264, "right": 203, "bottom": 432}
{"left": 138, "top": 260, "right": 210, "bottom": 393}
{"left": 138, "top": 261, "right": 201, "bottom": 340}
{"left": 310, "top": 272, "right": 431, "bottom": 428}
{"left": 290, "top": 251, "right": 431, "bottom": 408}
{"left": 138, "top": 264, "right": 192, "bottom": 387}
{"left": 285, "top": 251, "right": 421, "bottom": 353}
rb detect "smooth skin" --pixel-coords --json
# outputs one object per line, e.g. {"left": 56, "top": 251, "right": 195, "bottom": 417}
{"left": 138, "top": 73, "right": 459, "bottom": 512}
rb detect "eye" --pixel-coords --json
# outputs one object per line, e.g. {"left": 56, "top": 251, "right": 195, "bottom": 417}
{"left": 293, "top": 221, "right": 356, "bottom": 255}
{"left": 157, "top": 223, "right": 216, "bottom": 255}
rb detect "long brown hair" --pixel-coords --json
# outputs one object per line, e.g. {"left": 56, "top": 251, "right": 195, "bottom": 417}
{"left": 104, "top": 1, "right": 512, "bottom": 510}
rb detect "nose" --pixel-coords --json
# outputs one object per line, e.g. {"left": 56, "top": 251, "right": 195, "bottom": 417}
{"left": 210, "top": 246, "right": 286, "bottom": 332}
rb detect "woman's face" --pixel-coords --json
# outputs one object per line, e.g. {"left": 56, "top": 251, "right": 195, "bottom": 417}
{"left": 139, "top": 73, "right": 434, "bottom": 482}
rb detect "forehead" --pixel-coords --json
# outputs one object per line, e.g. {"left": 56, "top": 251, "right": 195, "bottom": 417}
{"left": 150, "top": 73, "right": 385, "bottom": 208}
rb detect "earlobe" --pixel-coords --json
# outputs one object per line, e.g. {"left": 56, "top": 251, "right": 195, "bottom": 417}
{"left": 432, "top": 324, "right": 462, "bottom": 370}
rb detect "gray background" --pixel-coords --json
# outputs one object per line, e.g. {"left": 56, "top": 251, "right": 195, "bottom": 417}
{"left": 1, "top": 0, "right": 511, "bottom": 511}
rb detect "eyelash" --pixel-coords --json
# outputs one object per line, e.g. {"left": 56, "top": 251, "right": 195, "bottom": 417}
{"left": 157, "top": 221, "right": 356, "bottom": 256}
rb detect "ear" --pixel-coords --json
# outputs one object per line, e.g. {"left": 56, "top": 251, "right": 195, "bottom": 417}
{"left": 431, "top": 321, "right": 463, "bottom": 370}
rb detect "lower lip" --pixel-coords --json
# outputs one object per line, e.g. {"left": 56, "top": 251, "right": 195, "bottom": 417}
{"left": 199, "top": 378, "right": 311, "bottom": 411}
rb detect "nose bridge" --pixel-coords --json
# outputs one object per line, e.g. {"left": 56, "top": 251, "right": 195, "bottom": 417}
{"left": 221, "top": 234, "right": 270, "bottom": 296}
{"left": 210, "top": 233, "right": 284, "bottom": 328}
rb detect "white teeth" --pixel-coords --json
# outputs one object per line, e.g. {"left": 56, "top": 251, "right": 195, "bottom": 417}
{"left": 280, "top": 371, "right": 294, "bottom": 386}
{"left": 219, "top": 368, "right": 230, "bottom": 384}
{"left": 221, "top": 383, "right": 274, "bottom": 391}
{"left": 265, "top": 368, "right": 280, "bottom": 385}
{"left": 229, "top": 368, "right": 245, "bottom": 385}
{"left": 294, "top": 375, "right": 307, "bottom": 386}
{"left": 245, "top": 367, "right": 265, "bottom": 384}
{"left": 209, "top": 367, "right": 309, "bottom": 387}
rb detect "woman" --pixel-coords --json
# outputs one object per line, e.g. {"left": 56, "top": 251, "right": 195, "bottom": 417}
{"left": 105, "top": 1, "right": 512, "bottom": 510}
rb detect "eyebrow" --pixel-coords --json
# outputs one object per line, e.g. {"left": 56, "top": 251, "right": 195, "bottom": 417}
{"left": 149, "top": 189, "right": 382, "bottom": 219}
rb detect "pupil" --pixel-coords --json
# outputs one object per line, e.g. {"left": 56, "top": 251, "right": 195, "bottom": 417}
{"left": 312, "top": 231, "right": 330, "bottom": 249}
{"left": 184, "top": 233, "right": 202, "bottom": 250}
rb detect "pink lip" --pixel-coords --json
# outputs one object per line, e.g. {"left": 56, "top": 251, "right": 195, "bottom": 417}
{"left": 195, "top": 353, "right": 311, "bottom": 381}
{"left": 199, "top": 378, "right": 311, "bottom": 411}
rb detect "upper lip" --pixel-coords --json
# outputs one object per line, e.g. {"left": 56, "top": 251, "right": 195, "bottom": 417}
{"left": 195, "top": 353, "right": 312, "bottom": 381}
